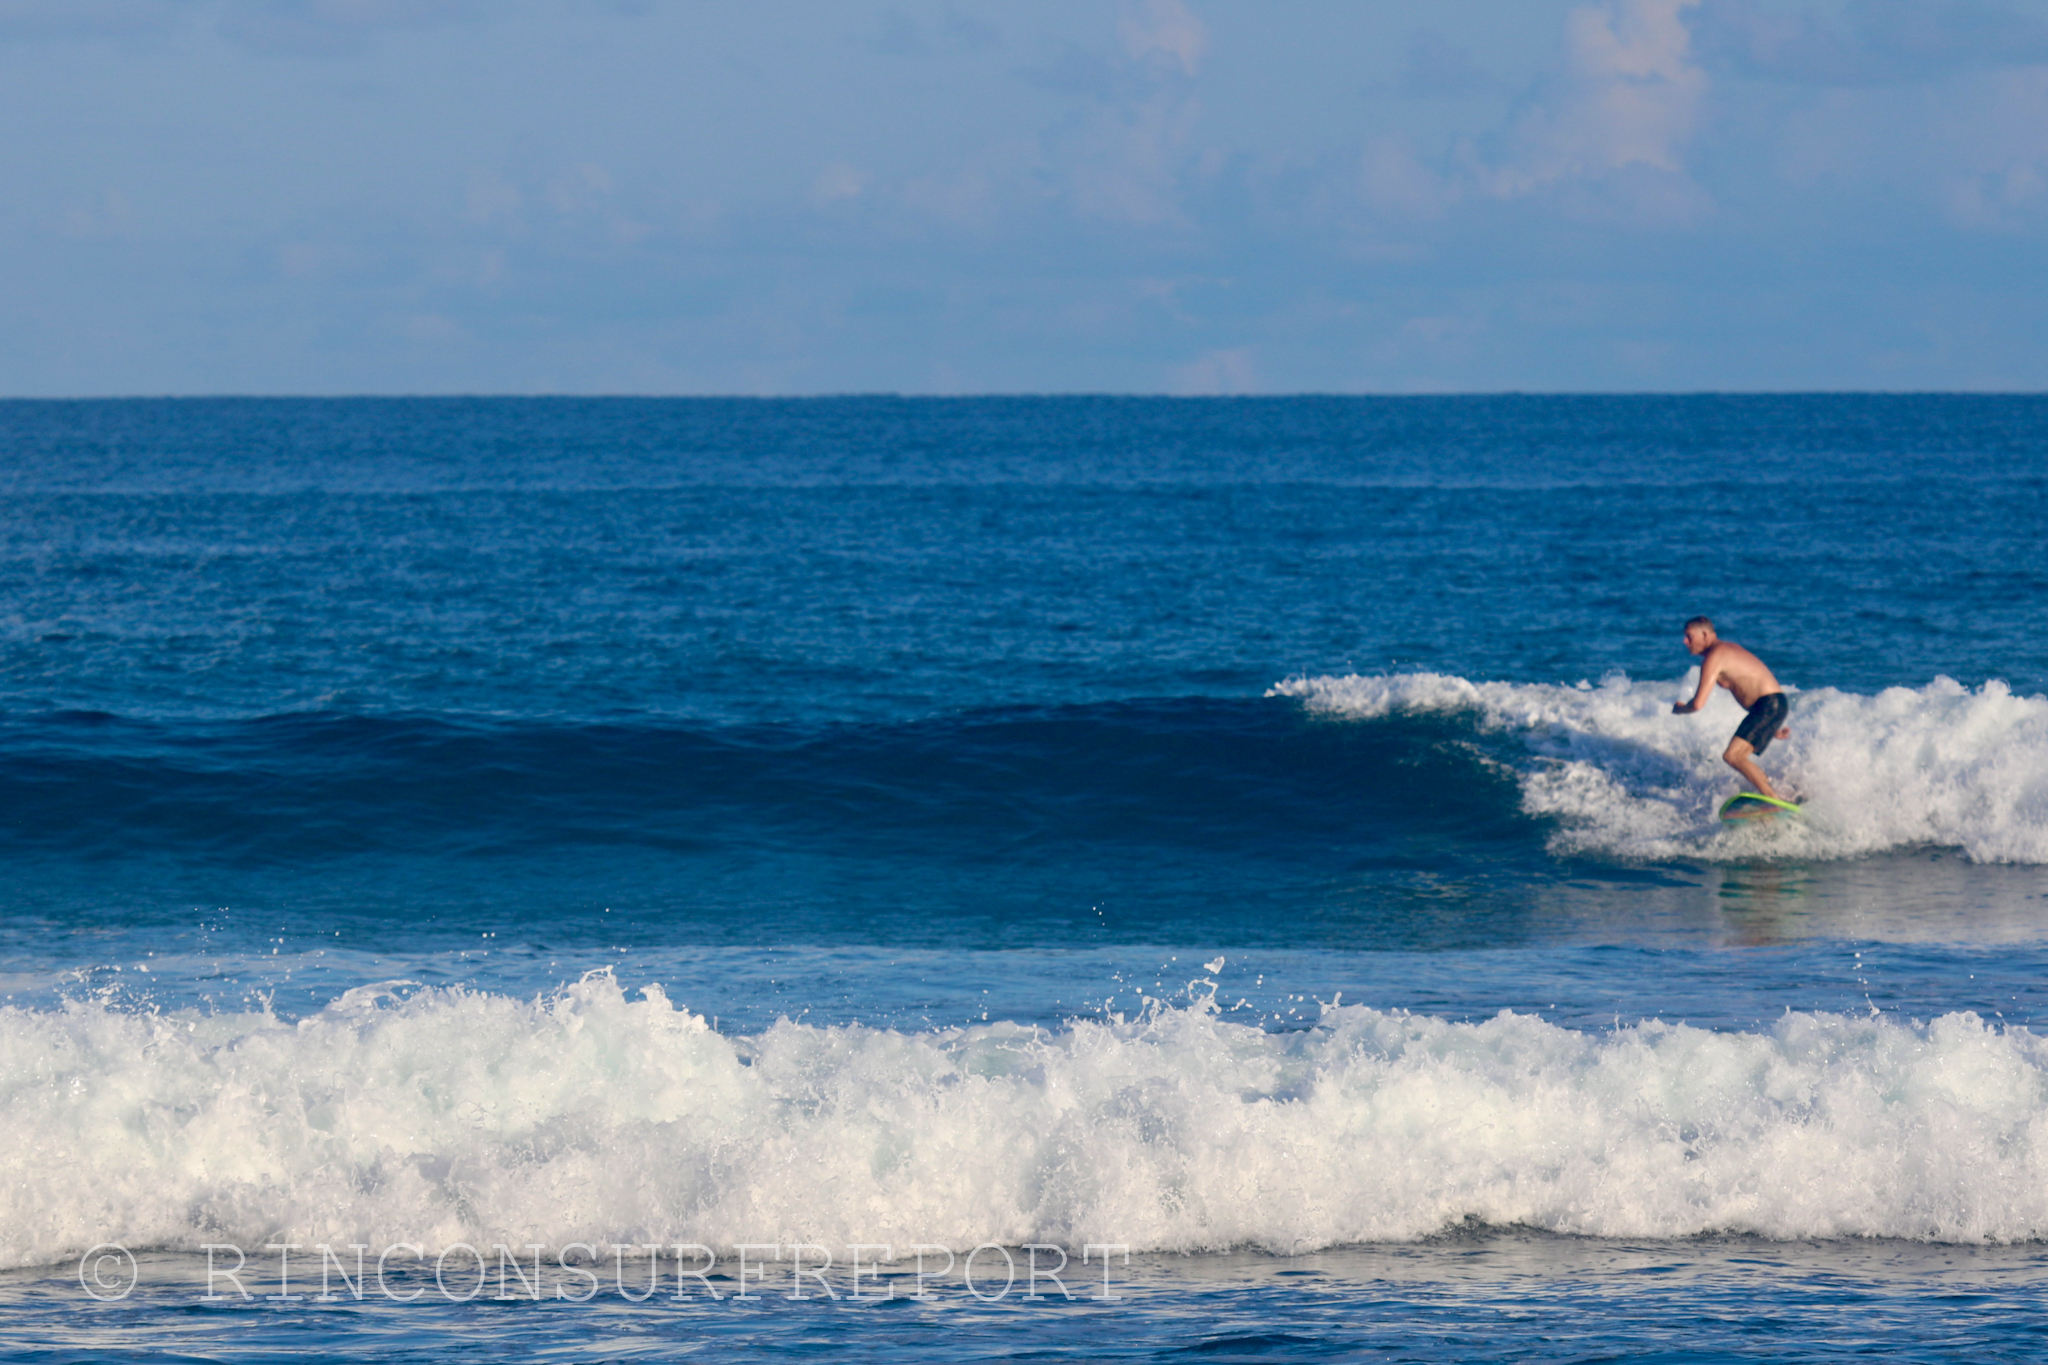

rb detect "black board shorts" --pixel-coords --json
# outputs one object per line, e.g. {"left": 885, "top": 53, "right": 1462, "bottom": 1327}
{"left": 1732, "top": 692, "right": 1790, "bottom": 754}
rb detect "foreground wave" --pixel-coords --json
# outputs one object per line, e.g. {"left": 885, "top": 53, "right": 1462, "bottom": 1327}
{"left": 1275, "top": 672, "right": 2048, "bottom": 863}
{"left": 8, "top": 974, "right": 2048, "bottom": 1270}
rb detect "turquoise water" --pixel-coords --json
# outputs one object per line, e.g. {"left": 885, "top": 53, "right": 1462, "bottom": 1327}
{"left": 2, "top": 396, "right": 2046, "bottom": 1360}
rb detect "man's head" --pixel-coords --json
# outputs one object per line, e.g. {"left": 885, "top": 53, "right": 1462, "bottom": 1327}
{"left": 1683, "top": 615, "right": 1716, "bottom": 656}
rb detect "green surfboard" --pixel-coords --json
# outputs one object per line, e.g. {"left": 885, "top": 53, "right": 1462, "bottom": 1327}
{"left": 1718, "top": 792, "right": 1802, "bottom": 822}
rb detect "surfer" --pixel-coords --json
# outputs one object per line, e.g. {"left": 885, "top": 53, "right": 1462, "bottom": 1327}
{"left": 1672, "top": 616, "right": 1791, "bottom": 800}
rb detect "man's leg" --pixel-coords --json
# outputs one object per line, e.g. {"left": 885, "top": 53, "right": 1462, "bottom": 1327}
{"left": 1723, "top": 738, "right": 1778, "bottom": 799}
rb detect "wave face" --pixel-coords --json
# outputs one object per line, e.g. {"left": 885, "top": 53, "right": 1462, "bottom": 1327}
{"left": 0, "top": 698, "right": 1565, "bottom": 952}
{"left": 1274, "top": 672, "right": 2048, "bottom": 864}
{"left": 7, "top": 975, "right": 2048, "bottom": 1269}
{"left": 0, "top": 700, "right": 1523, "bottom": 864}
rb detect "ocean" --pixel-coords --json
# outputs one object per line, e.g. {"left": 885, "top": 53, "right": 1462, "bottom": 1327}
{"left": 2, "top": 394, "right": 2046, "bottom": 1361}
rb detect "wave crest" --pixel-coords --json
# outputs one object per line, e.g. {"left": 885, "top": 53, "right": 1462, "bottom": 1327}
{"left": 1271, "top": 672, "right": 2048, "bottom": 863}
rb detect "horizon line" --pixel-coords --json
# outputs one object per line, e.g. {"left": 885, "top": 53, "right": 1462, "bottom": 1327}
{"left": 4, "top": 390, "right": 2047, "bottom": 403}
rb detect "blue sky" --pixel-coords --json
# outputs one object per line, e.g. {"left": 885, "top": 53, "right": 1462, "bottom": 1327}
{"left": 3, "top": 0, "right": 2047, "bottom": 394}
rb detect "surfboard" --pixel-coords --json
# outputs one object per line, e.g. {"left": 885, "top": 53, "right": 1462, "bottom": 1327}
{"left": 1718, "top": 792, "right": 1802, "bottom": 822}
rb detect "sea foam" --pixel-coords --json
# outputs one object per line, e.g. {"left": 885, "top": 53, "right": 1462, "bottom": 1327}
{"left": 7, "top": 974, "right": 2048, "bottom": 1269}
{"left": 1271, "top": 672, "right": 2048, "bottom": 863}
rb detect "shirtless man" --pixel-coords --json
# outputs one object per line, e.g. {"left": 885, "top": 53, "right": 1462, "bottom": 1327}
{"left": 1672, "top": 616, "right": 1792, "bottom": 800}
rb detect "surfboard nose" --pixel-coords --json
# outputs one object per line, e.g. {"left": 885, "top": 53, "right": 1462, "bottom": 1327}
{"left": 1719, "top": 793, "right": 1803, "bottom": 822}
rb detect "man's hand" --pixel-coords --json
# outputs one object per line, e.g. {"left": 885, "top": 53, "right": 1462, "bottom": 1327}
{"left": 1679, "top": 648, "right": 1722, "bottom": 715}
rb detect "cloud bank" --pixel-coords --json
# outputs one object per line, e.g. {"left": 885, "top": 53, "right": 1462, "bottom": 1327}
{"left": 2, "top": 0, "right": 2046, "bottom": 393}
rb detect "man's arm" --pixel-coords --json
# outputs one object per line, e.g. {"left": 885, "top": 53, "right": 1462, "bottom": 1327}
{"left": 1674, "top": 649, "right": 1720, "bottom": 713}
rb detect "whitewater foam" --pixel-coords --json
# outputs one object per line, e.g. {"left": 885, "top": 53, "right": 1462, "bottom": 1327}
{"left": 10, "top": 975, "right": 2048, "bottom": 1269}
{"left": 1271, "top": 672, "right": 2048, "bottom": 863}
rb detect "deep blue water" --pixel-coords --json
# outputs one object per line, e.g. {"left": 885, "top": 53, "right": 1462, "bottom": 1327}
{"left": 2, "top": 396, "right": 2047, "bottom": 1361}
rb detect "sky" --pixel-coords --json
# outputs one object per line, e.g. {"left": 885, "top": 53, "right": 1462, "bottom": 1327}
{"left": 3, "top": 0, "right": 2047, "bottom": 395}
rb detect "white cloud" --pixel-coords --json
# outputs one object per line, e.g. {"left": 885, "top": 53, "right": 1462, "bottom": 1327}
{"left": 1366, "top": 311, "right": 1489, "bottom": 376}
{"left": 1169, "top": 345, "right": 1256, "bottom": 394}
{"left": 969, "top": 4, "right": 1212, "bottom": 229}
{"left": 814, "top": 162, "right": 869, "bottom": 202}
{"left": 1050, "top": 2, "right": 1217, "bottom": 226}
{"left": 1117, "top": 0, "right": 1205, "bottom": 78}
{"left": 61, "top": 187, "right": 140, "bottom": 239}
{"left": 1937, "top": 66, "right": 2048, "bottom": 230}
{"left": 1694, "top": 0, "right": 2048, "bottom": 86}
{"left": 1063, "top": 89, "right": 1201, "bottom": 225}
{"left": 1757, "top": 53, "right": 2048, "bottom": 234}
{"left": 903, "top": 148, "right": 1024, "bottom": 229}
{"left": 1480, "top": 0, "right": 1708, "bottom": 198}
{"left": 547, "top": 163, "right": 615, "bottom": 214}
{"left": 1360, "top": 133, "right": 1453, "bottom": 220}
{"left": 1345, "top": 0, "right": 1712, "bottom": 229}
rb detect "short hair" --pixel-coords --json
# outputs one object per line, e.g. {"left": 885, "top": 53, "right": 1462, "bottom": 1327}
{"left": 1684, "top": 615, "right": 1714, "bottom": 632}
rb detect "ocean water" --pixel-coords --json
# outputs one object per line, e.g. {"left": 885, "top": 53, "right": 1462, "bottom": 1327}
{"left": 2, "top": 394, "right": 2046, "bottom": 1361}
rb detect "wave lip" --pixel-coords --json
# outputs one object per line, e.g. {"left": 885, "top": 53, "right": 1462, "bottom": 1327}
{"left": 1272, "top": 672, "right": 2048, "bottom": 864}
{"left": 7, "top": 978, "right": 2048, "bottom": 1269}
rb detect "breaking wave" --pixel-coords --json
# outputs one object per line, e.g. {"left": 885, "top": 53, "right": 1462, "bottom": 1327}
{"left": 9, "top": 974, "right": 2048, "bottom": 1269}
{"left": 1273, "top": 672, "right": 2048, "bottom": 863}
